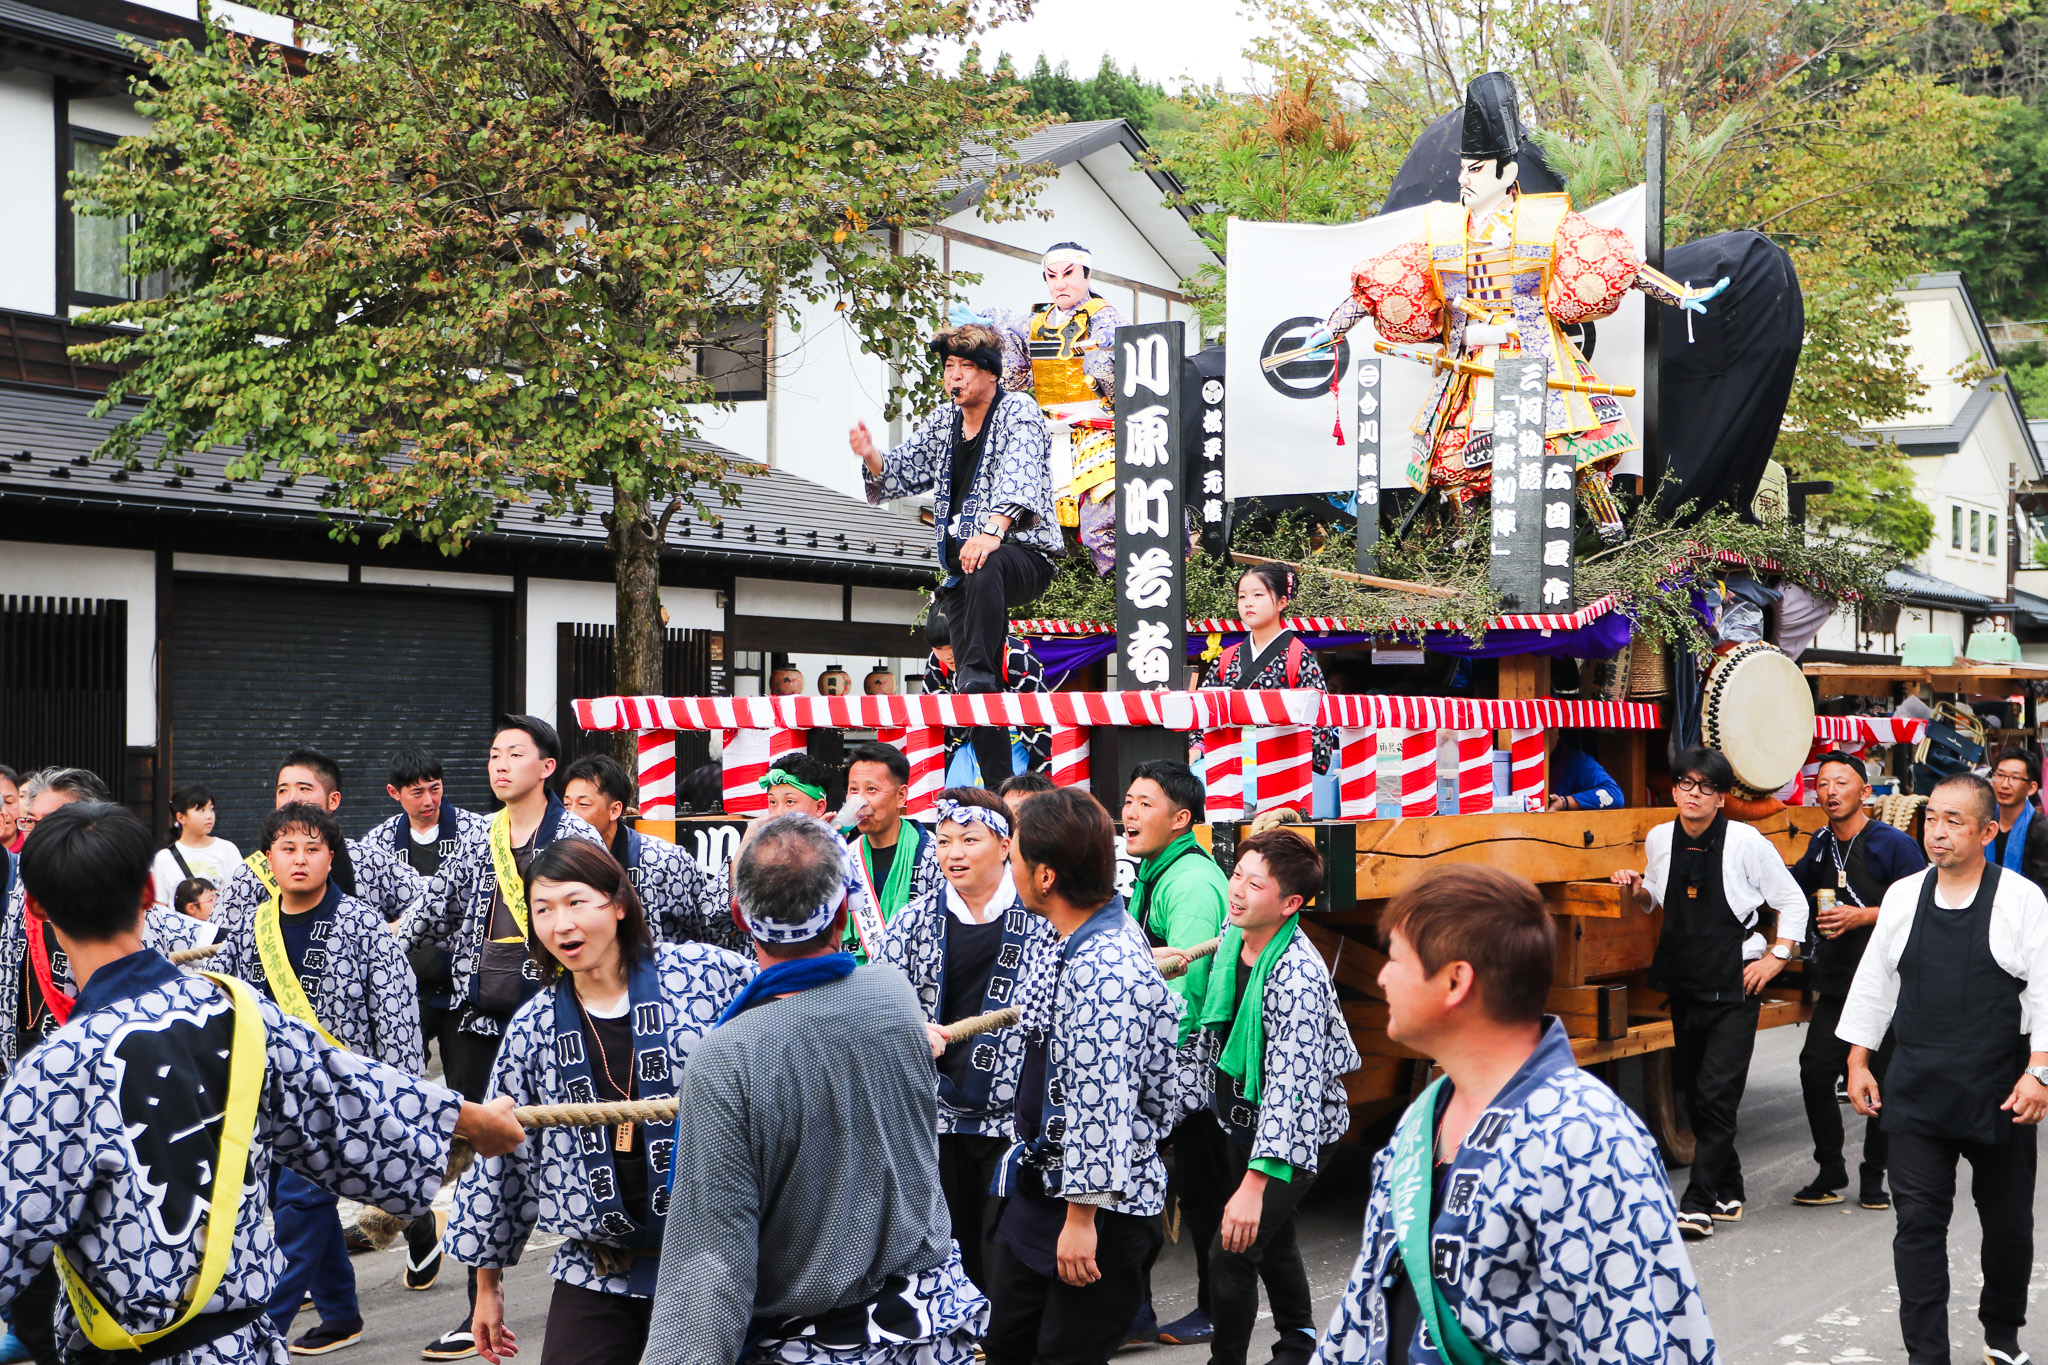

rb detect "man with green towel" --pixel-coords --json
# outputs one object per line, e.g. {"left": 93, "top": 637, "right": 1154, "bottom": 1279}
{"left": 841, "top": 741, "right": 942, "bottom": 962}
{"left": 1122, "top": 760, "right": 1232, "bottom": 1347}
{"left": 1184, "top": 829, "right": 1360, "bottom": 1365}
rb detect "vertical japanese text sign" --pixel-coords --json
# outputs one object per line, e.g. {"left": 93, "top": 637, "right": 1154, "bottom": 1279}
{"left": 1355, "top": 358, "right": 1383, "bottom": 574}
{"left": 1194, "top": 361, "right": 1228, "bottom": 557}
{"left": 1486, "top": 356, "right": 1562, "bottom": 611}
{"left": 1116, "top": 322, "right": 1186, "bottom": 691}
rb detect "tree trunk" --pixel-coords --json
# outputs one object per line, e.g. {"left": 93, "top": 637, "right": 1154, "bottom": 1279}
{"left": 609, "top": 473, "right": 666, "bottom": 778}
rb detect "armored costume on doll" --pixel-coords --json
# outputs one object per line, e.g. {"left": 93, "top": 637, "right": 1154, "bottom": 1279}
{"left": 1311, "top": 73, "right": 1724, "bottom": 541}
{"left": 989, "top": 243, "right": 1127, "bottom": 572}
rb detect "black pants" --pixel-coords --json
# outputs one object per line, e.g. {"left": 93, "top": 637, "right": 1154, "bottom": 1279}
{"left": 1144, "top": 1112, "right": 1228, "bottom": 1320}
{"left": 1208, "top": 1135, "right": 1315, "bottom": 1365}
{"left": 936, "top": 545, "right": 1054, "bottom": 783}
{"left": 1889, "top": 1128, "right": 2036, "bottom": 1364}
{"left": 420, "top": 997, "right": 464, "bottom": 1076}
{"left": 1799, "top": 994, "right": 1891, "bottom": 1186}
{"left": 984, "top": 1208, "right": 1162, "bottom": 1365}
{"left": 10, "top": 1263, "right": 58, "bottom": 1364}
{"left": 939, "top": 1132, "right": 1010, "bottom": 1294}
{"left": 440, "top": 1022, "right": 506, "bottom": 1315}
{"left": 540, "top": 1279, "right": 653, "bottom": 1365}
{"left": 1668, "top": 994, "right": 1759, "bottom": 1211}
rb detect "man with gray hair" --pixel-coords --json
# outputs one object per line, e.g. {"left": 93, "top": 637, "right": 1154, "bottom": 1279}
{"left": 646, "top": 814, "right": 987, "bottom": 1364}
{"left": 1843, "top": 771, "right": 2048, "bottom": 1365}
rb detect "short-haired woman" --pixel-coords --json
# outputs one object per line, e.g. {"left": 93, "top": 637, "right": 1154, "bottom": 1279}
{"left": 1180, "top": 830, "right": 1359, "bottom": 1365}
{"left": 448, "top": 839, "right": 754, "bottom": 1365}
{"left": 879, "top": 787, "right": 1058, "bottom": 1292}
{"left": 984, "top": 788, "right": 1183, "bottom": 1364}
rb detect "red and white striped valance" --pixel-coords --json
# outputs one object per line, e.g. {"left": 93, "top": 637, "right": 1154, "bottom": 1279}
{"left": 1814, "top": 716, "right": 1927, "bottom": 745}
{"left": 1316, "top": 695, "right": 1661, "bottom": 730}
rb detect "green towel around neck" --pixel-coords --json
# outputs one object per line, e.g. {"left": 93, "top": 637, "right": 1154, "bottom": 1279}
{"left": 1185, "top": 914, "right": 1299, "bottom": 1104}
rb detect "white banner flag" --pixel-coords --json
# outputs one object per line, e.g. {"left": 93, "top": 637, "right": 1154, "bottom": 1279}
{"left": 1223, "top": 185, "right": 1646, "bottom": 500}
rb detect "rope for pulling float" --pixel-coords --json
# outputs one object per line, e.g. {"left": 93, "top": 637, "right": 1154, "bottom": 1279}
{"left": 938, "top": 935, "right": 1223, "bottom": 1045}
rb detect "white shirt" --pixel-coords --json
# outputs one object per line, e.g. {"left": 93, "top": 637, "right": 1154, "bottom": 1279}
{"left": 149, "top": 837, "right": 243, "bottom": 913}
{"left": 1642, "top": 817, "right": 1810, "bottom": 948}
{"left": 1837, "top": 865, "right": 2048, "bottom": 1052}
{"left": 943, "top": 874, "right": 1018, "bottom": 926}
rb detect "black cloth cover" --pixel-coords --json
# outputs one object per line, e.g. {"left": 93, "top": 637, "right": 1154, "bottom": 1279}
{"left": 1380, "top": 107, "right": 1566, "bottom": 214}
{"left": 1654, "top": 230, "right": 1804, "bottom": 520}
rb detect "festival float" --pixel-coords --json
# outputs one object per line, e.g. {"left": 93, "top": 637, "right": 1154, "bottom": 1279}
{"left": 573, "top": 74, "right": 1944, "bottom": 1157}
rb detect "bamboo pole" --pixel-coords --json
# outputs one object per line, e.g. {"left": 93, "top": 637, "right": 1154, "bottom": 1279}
{"left": 1229, "top": 551, "right": 1460, "bottom": 601}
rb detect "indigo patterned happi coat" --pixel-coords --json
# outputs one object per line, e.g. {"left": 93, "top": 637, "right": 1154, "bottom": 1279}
{"left": 1313, "top": 1021, "right": 1716, "bottom": 1365}
{"left": 879, "top": 881, "right": 1059, "bottom": 1138}
{"left": 616, "top": 828, "right": 738, "bottom": 950}
{"left": 861, "top": 388, "right": 1064, "bottom": 577}
{"left": 444, "top": 942, "right": 755, "bottom": 1296}
{"left": 0, "top": 950, "right": 461, "bottom": 1365}
{"left": 211, "top": 886, "right": 425, "bottom": 1073}
{"left": 1217, "top": 931, "right": 1360, "bottom": 1174}
{"left": 215, "top": 835, "right": 432, "bottom": 926}
{"left": 1014, "top": 900, "right": 1182, "bottom": 1213}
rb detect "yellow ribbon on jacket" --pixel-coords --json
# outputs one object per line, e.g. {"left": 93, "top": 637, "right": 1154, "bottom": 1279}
{"left": 487, "top": 808, "right": 530, "bottom": 942}
{"left": 57, "top": 972, "right": 265, "bottom": 1352}
{"left": 254, "top": 894, "right": 345, "bottom": 1051}
{"left": 244, "top": 850, "right": 278, "bottom": 898}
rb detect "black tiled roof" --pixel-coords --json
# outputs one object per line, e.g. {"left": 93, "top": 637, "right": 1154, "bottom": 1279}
{"left": 0, "top": 382, "right": 941, "bottom": 583}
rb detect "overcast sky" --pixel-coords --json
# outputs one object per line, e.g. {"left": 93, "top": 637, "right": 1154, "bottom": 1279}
{"left": 969, "top": 0, "right": 1275, "bottom": 92}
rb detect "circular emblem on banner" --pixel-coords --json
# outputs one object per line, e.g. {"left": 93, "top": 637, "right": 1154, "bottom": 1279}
{"left": 1260, "top": 316, "right": 1350, "bottom": 399}
{"left": 1561, "top": 319, "right": 1597, "bottom": 362}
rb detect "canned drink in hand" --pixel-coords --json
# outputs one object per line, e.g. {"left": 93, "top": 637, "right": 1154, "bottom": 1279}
{"left": 1816, "top": 888, "right": 1838, "bottom": 937}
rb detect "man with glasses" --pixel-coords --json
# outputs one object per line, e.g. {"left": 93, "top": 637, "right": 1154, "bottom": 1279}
{"left": 1613, "top": 747, "right": 1807, "bottom": 1239}
{"left": 1788, "top": 751, "right": 1925, "bottom": 1210}
{"left": 1990, "top": 749, "right": 2048, "bottom": 889}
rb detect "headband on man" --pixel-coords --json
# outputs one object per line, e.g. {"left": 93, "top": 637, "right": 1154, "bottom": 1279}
{"left": 759, "top": 768, "right": 826, "bottom": 802}
{"left": 741, "top": 832, "right": 864, "bottom": 945}
{"left": 1042, "top": 246, "right": 1092, "bottom": 272}
{"left": 936, "top": 798, "right": 1010, "bottom": 840}
{"left": 930, "top": 330, "right": 1003, "bottom": 379}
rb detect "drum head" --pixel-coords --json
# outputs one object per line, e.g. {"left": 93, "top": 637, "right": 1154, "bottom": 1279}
{"left": 1703, "top": 643, "right": 1816, "bottom": 797}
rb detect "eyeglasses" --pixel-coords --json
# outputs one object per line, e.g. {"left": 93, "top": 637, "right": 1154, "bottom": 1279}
{"left": 1672, "top": 777, "right": 1723, "bottom": 795}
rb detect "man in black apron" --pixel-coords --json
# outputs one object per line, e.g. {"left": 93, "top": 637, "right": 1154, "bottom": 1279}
{"left": 1789, "top": 750, "right": 1925, "bottom": 1209}
{"left": 1612, "top": 745, "right": 1807, "bottom": 1239}
{"left": 1844, "top": 772, "right": 2048, "bottom": 1365}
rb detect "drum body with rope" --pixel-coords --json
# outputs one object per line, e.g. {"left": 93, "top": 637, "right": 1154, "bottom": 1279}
{"left": 1701, "top": 641, "right": 1816, "bottom": 798}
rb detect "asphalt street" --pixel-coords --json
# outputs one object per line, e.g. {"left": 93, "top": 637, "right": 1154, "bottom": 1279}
{"left": 330, "top": 1024, "right": 2040, "bottom": 1363}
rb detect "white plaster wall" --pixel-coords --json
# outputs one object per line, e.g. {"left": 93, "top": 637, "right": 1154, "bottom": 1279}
{"left": 68, "top": 97, "right": 152, "bottom": 140}
{"left": 357, "top": 565, "right": 514, "bottom": 593}
{"left": 0, "top": 70, "right": 55, "bottom": 316}
{"left": 734, "top": 577, "right": 840, "bottom": 621}
{"left": 173, "top": 553, "right": 348, "bottom": 582}
{"left": 849, "top": 585, "right": 925, "bottom": 623}
{"left": 1874, "top": 293, "right": 1974, "bottom": 430}
{"left": 523, "top": 578, "right": 722, "bottom": 727}
{"left": 1, "top": 540, "right": 156, "bottom": 743}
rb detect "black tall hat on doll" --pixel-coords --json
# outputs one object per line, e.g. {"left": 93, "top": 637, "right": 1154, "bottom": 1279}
{"left": 1461, "top": 71, "right": 1523, "bottom": 160}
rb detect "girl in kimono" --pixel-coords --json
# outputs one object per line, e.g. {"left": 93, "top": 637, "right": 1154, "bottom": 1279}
{"left": 1199, "top": 565, "right": 1336, "bottom": 775}
{"left": 452, "top": 837, "right": 754, "bottom": 1365}
{"left": 879, "top": 787, "right": 1058, "bottom": 1292}
{"left": 212, "top": 802, "right": 427, "bottom": 1353}
{"left": 1183, "top": 831, "right": 1359, "bottom": 1365}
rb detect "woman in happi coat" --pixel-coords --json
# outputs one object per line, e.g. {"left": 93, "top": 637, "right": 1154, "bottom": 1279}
{"left": 1180, "top": 831, "right": 1359, "bottom": 1365}
{"left": 1198, "top": 564, "right": 1337, "bottom": 776}
{"left": 879, "top": 787, "right": 1058, "bottom": 1292}
{"left": 449, "top": 839, "right": 754, "bottom": 1365}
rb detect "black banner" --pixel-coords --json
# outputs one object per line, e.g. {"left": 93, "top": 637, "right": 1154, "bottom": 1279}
{"left": 1355, "top": 356, "right": 1384, "bottom": 573}
{"left": 1115, "top": 322, "right": 1186, "bottom": 690}
{"left": 1486, "top": 354, "right": 1549, "bottom": 611}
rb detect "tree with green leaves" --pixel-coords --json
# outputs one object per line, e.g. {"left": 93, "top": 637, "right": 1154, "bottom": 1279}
{"left": 997, "top": 53, "right": 1170, "bottom": 133}
{"left": 73, "top": 0, "right": 1049, "bottom": 730}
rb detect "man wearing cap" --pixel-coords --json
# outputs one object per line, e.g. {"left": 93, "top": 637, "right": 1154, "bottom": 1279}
{"left": 851, "top": 322, "right": 1062, "bottom": 786}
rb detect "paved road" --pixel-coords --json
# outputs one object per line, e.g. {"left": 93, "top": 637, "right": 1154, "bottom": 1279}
{"left": 330, "top": 1024, "right": 2041, "bottom": 1363}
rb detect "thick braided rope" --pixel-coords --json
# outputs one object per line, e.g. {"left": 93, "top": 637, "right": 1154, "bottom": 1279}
{"left": 515, "top": 1096, "right": 682, "bottom": 1129}
{"left": 939, "top": 935, "right": 1224, "bottom": 1045}
{"left": 167, "top": 941, "right": 225, "bottom": 965}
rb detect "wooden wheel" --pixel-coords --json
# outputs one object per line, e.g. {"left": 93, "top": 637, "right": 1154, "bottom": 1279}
{"left": 1640, "top": 1050, "right": 1697, "bottom": 1167}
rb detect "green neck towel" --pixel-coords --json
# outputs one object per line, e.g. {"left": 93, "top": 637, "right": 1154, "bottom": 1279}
{"left": 1134, "top": 833, "right": 1216, "bottom": 1004}
{"left": 1186, "top": 914, "right": 1299, "bottom": 1104}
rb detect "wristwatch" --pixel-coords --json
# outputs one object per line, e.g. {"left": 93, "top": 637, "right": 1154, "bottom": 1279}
{"left": 1770, "top": 943, "right": 1792, "bottom": 961}
{"left": 2025, "top": 1065, "right": 2048, "bottom": 1087}
{"left": 980, "top": 518, "right": 1007, "bottom": 541}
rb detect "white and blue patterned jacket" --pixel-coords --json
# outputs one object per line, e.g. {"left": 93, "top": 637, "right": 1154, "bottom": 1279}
{"left": 215, "top": 835, "right": 433, "bottom": 926}
{"left": 1213, "top": 931, "right": 1359, "bottom": 1174}
{"left": 212, "top": 885, "right": 425, "bottom": 1074}
{"left": 616, "top": 828, "right": 734, "bottom": 950}
{"left": 862, "top": 388, "right": 1063, "bottom": 579}
{"left": 0, "top": 881, "right": 205, "bottom": 1083}
{"left": 0, "top": 950, "right": 461, "bottom": 1365}
{"left": 879, "top": 881, "right": 1059, "bottom": 1138}
{"left": 397, "top": 805, "right": 606, "bottom": 1036}
{"left": 445, "top": 941, "right": 755, "bottom": 1296}
{"left": 1314, "top": 1020, "right": 1715, "bottom": 1365}
{"left": 1019, "top": 902, "right": 1183, "bottom": 1215}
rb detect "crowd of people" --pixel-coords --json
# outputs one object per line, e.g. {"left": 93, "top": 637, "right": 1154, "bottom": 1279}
{"left": 5, "top": 708, "right": 2048, "bottom": 1365}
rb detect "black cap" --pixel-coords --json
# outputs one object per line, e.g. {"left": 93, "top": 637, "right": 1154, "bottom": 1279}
{"left": 1461, "top": 72, "right": 1523, "bottom": 160}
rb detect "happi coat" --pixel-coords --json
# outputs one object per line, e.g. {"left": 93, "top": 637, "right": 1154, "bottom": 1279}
{"left": 445, "top": 941, "right": 755, "bottom": 1296}
{"left": 214, "top": 836, "right": 432, "bottom": 926}
{"left": 1313, "top": 1019, "right": 1716, "bottom": 1365}
{"left": 1216, "top": 930, "right": 1361, "bottom": 1174}
{"left": 0, "top": 950, "right": 461, "bottom": 1365}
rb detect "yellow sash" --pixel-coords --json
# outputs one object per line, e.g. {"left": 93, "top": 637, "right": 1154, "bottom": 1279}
{"left": 57, "top": 972, "right": 265, "bottom": 1352}
{"left": 244, "top": 850, "right": 278, "bottom": 898}
{"left": 487, "top": 809, "right": 529, "bottom": 942}
{"left": 254, "top": 893, "right": 345, "bottom": 1050}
